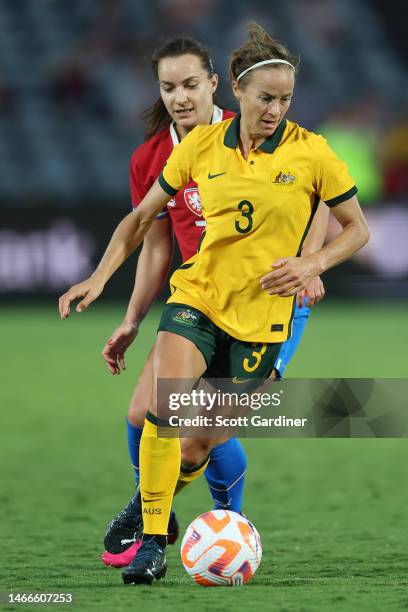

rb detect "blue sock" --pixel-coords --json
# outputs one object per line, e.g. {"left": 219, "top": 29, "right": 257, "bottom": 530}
{"left": 126, "top": 419, "right": 143, "bottom": 485}
{"left": 205, "top": 438, "right": 247, "bottom": 513}
{"left": 274, "top": 302, "right": 310, "bottom": 378}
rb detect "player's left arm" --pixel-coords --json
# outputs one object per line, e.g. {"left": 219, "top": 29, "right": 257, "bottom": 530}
{"left": 261, "top": 195, "right": 369, "bottom": 296}
{"left": 297, "top": 201, "right": 330, "bottom": 307}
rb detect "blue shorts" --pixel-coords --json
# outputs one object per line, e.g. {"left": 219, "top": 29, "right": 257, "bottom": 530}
{"left": 274, "top": 302, "right": 311, "bottom": 378}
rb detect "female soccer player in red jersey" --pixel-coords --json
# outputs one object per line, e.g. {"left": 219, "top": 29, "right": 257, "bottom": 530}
{"left": 98, "top": 36, "right": 240, "bottom": 568}
{"left": 58, "top": 25, "right": 357, "bottom": 584}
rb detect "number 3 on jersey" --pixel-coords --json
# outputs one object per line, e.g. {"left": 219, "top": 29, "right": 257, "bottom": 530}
{"left": 235, "top": 200, "right": 254, "bottom": 234}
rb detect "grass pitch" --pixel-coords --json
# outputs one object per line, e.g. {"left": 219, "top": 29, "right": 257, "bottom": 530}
{"left": 1, "top": 301, "right": 407, "bottom": 611}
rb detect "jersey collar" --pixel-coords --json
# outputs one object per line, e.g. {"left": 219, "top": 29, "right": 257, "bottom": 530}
{"left": 170, "top": 104, "right": 224, "bottom": 146}
{"left": 224, "top": 113, "right": 287, "bottom": 154}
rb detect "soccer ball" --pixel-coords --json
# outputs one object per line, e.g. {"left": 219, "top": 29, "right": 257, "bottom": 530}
{"left": 180, "top": 509, "right": 262, "bottom": 586}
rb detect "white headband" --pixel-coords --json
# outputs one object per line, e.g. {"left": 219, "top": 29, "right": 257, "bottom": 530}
{"left": 236, "top": 59, "right": 295, "bottom": 82}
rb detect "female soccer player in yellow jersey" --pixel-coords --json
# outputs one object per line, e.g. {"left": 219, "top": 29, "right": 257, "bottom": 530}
{"left": 59, "top": 23, "right": 369, "bottom": 585}
{"left": 100, "top": 35, "right": 327, "bottom": 571}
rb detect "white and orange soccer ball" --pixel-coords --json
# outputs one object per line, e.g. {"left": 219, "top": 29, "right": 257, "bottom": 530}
{"left": 180, "top": 510, "right": 262, "bottom": 587}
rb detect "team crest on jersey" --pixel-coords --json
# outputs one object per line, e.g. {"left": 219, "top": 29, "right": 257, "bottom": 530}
{"left": 184, "top": 188, "right": 203, "bottom": 217}
{"left": 173, "top": 309, "right": 198, "bottom": 326}
{"left": 273, "top": 171, "right": 296, "bottom": 185}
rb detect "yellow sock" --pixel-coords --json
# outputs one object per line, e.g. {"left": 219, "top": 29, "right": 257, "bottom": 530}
{"left": 175, "top": 456, "right": 210, "bottom": 495}
{"left": 140, "top": 413, "right": 180, "bottom": 535}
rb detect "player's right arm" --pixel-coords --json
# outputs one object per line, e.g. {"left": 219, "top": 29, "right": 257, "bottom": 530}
{"left": 297, "top": 201, "right": 330, "bottom": 307}
{"left": 101, "top": 216, "right": 173, "bottom": 374}
{"left": 58, "top": 180, "right": 171, "bottom": 319}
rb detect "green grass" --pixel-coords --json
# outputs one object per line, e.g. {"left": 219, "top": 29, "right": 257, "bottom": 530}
{"left": 1, "top": 301, "right": 407, "bottom": 611}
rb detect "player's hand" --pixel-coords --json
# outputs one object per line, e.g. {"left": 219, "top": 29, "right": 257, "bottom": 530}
{"left": 58, "top": 273, "right": 105, "bottom": 319}
{"left": 101, "top": 321, "right": 139, "bottom": 375}
{"left": 297, "top": 276, "right": 325, "bottom": 308}
{"left": 260, "top": 256, "right": 320, "bottom": 297}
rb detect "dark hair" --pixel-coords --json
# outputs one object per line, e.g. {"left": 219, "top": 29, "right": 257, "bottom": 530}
{"left": 143, "top": 36, "right": 215, "bottom": 140}
{"left": 229, "top": 22, "right": 299, "bottom": 87}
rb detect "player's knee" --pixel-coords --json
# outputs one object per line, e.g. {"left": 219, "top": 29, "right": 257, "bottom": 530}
{"left": 181, "top": 438, "right": 212, "bottom": 469}
{"left": 127, "top": 392, "right": 150, "bottom": 427}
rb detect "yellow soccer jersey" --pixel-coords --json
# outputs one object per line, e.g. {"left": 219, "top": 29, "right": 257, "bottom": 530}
{"left": 159, "top": 115, "right": 357, "bottom": 343}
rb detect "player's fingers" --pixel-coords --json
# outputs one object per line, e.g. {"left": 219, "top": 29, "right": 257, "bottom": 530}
{"left": 297, "top": 290, "right": 306, "bottom": 308}
{"left": 272, "top": 280, "right": 302, "bottom": 296}
{"left": 112, "top": 354, "right": 121, "bottom": 375}
{"left": 102, "top": 355, "right": 119, "bottom": 373}
{"left": 75, "top": 292, "right": 96, "bottom": 313}
{"left": 106, "top": 336, "right": 128, "bottom": 359}
{"left": 314, "top": 292, "right": 323, "bottom": 303}
{"left": 310, "top": 282, "right": 322, "bottom": 304}
{"left": 313, "top": 287, "right": 321, "bottom": 302}
{"left": 101, "top": 348, "right": 118, "bottom": 374}
{"left": 316, "top": 283, "right": 325, "bottom": 302}
{"left": 118, "top": 354, "right": 126, "bottom": 371}
{"left": 271, "top": 258, "right": 289, "bottom": 269}
{"left": 279, "top": 289, "right": 299, "bottom": 297}
{"left": 264, "top": 274, "right": 294, "bottom": 292}
{"left": 101, "top": 346, "right": 116, "bottom": 364}
{"left": 307, "top": 293, "right": 316, "bottom": 307}
{"left": 58, "top": 293, "right": 74, "bottom": 319}
{"left": 58, "top": 295, "right": 67, "bottom": 319}
{"left": 101, "top": 340, "right": 123, "bottom": 371}
{"left": 261, "top": 266, "right": 289, "bottom": 282}
{"left": 106, "top": 361, "right": 118, "bottom": 375}
{"left": 260, "top": 267, "right": 288, "bottom": 286}
{"left": 59, "top": 286, "right": 90, "bottom": 319}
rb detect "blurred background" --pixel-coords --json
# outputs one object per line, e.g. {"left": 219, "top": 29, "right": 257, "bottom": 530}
{"left": 0, "top": 0, "right": 407, "bottom": 301}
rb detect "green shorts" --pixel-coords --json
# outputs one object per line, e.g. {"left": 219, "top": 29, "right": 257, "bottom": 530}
{"left": 157, "top": 303, "right": 282, "bottom": 379}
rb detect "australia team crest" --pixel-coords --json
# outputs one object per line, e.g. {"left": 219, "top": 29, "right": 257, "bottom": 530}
{"left": 184, "top": 187, "right": 203, "bottom": 217}
{"left": 173, "top": 309, "right": 198, "bottom": 326}
{"left": 272, "top": 170, "right": 297, "bottom": 186}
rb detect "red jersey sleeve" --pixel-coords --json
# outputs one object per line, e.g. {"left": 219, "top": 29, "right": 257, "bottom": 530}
{"left": 129, "top": 148, "right": 149, "bottom": 208}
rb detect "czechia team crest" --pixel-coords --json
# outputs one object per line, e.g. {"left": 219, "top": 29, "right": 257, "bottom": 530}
{"left": 184, "top": 187, "right": 203, "bottom": 217}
